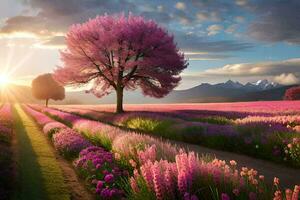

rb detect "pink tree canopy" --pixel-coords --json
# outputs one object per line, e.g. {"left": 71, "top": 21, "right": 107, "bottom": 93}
{"left": 54, "top": 14, "right": 187, "bottom": 113}
{"left": 284, "top": 86, "right": 300, "bottom": 100}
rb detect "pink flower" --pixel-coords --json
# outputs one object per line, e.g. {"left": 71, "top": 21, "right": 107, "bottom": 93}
{"left": 129, "top": 159, "right": 137, "bottom": 168}
{"left": 221, "top": 193, "right": 230, "bottom": 200}
{"left": 104, "top": 174, "right": 114, "bottom": 183}
{"left": 285, "top": 189, "right": 293, "bottom": 200}
{"left": 274, "top": 177, "right": 280, "bottom": 186}
{"left": 230, "top": 160, "right": 237, "bottom": 166}
{"left": 233, "top": 188, "right": 240, "bottom": 196}
{"left": 96, "top": 181, "right": 104, "bottom": 189}
{"left": 130, "top": 177, "right": 139, "bottom": 193}
{"left": 292, "top": 185, "right": 299, "bottom": 200}
{"left": 178, "top": 171, "right": 188, "bottom": 194}
{"left": 274, "top": 190, "right": 282, "bottom": 200}
{"left": 152, "top": 162, "right": 165, "bottom": 200}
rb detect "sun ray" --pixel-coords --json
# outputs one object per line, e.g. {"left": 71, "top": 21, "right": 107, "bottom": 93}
{"left": 7, "top": 50, "right": 34, "bottom": 77}
{"left": 0, "top": 74, "right": 10, "bottom": 85}
{"left": 4, "top": 40, "right": 15, "bottom": 74}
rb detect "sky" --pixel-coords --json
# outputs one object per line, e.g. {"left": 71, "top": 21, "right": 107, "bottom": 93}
{"left": 0, "top": 0, "right": 300, "bottom": 90}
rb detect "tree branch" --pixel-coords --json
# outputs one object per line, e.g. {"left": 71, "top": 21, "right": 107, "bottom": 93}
{"left": 78, "top": 46, "right": 117, "bottom": 89}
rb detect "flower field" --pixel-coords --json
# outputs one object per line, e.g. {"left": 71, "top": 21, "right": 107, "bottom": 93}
{"left": 1, "top": 102, "right": 299, "bottom": 199}
{"left": 51, "top": 101, "right": 300, "bottom": 168}
{"left": 19, "top": 102, "right": 300, "bottom": 199}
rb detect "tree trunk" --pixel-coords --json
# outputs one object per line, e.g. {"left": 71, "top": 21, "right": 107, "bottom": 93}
{"left": 46, "top": 99, "right": 49, "bottom": 107}
{"left": 116, "top": 87, "right": 124, "bottom": 113}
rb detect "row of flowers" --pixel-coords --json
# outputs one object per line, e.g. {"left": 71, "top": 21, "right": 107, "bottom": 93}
{"left": 47, "top": 105, "right": 300, "bottom": 167}
{"left": 51, "top": 104, "right": 300, "bottom": 135}
{"left": 23, "top": 105, "right": 126, "bottom": 199}
{"left": 54, "top": 104, "right": 300, "bottom": 134}
{"left": 235, "top": 115, "right": 300, "bottom": 130}
{"left": 0, "top": 104, "right": 14, "bottom": 199}
{"left": 26, "top": 104, "right": 300, "bottom": 199}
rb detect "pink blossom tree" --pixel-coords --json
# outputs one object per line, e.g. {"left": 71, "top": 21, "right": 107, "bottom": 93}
{"left": 284, "top": 86, "right": 300, "bottom": 100}
{"left": 54, "top": 14, "right": 187, "bottom": 113}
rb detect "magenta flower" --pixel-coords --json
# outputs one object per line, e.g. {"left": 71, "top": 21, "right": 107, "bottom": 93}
{"left": 52, "top": 128, "right": 91, "bottom": 158}
{"left": 96, "top": 181, "right": 104, "bottom": 189}
{"left": 74, "top": 146, "right": 126, "bottom": 199}
{"left": 221, "top": 193, "right": 230, "bottom": 200}
{"left": 104, "top": 174, "right": 114, "bottom": 183}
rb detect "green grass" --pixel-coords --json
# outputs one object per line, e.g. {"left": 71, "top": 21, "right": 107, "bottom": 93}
{"left": 13, "top": 104, "right": 70, "bottom": 200}
{"left": 124, "top": 117, "right": 182, "bottom": 139}
{"left": 192, "top": 116, "right": 233, "bottom": 125}
{"left": 126, "top": 118, "right": 172, "bottom": 133}
{"left": 124, "top": 117, "right": 205, "bottom": 142}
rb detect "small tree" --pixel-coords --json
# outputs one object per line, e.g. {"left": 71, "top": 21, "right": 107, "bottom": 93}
{"left": 284, "top": 86, "right": 300, "bottom": 100}
{"left": 32, "top": 73, "right": 65, "bottom": 106}
{"left": 54, "top": 14, "right": 187, "bottom": 113}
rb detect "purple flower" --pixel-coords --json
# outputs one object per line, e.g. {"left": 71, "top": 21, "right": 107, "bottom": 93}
{"left": 52, "top": 129, "right": 91, "bottom": 158}
{"left": 221, "top": 193, "right": 230, "bottom": 200}
{"left": 96, "top": 181, "right": 104, "bottom": 189}
{"left": 104, "top": 174, "right": 114, "bottom": 183}
{"left": 74, "top": 146, "right": 126, "bottom": 199}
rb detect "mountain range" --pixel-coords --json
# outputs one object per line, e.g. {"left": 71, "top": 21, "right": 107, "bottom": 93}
{"left": 0, "top": 80, "right": 296, "bottom": 104}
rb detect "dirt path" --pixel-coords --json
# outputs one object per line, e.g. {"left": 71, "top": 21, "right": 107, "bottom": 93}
{"left": 53, "top": 152, "right": 94, "bottom": 200}
{"left": 173, "top": 140, "right": 300, "bottom": 188}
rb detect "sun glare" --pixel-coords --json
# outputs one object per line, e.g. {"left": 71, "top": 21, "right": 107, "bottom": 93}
{"left": 0, "top": 74, "right": 10, "bottom": 86}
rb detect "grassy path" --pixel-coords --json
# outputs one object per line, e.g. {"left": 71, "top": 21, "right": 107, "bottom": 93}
{"left": 13, "top": 104, "right": 70, "bottom": 200}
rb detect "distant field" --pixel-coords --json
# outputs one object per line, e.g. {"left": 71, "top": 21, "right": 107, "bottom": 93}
{"left": 60, "top": 100, "right": 300, "bottom": 113}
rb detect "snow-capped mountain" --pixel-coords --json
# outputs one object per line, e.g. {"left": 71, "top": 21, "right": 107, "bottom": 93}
{"left": 216, "top": 80, "right": 244, "bottom": 89}
{"left": 252, "top": 80, "right": 280, "bottom": 90}
{"left": 218, "top": 80, "right": 281, "bottom": 91}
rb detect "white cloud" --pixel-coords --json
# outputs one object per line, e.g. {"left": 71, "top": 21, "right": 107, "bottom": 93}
{"left": 235, "top": 0, "right": 247, "bottom": 6}
{"left": 175, "top": 2, "right": 186, "bottom": 10}
{"left": 207, "top": 24, "right": 223, "bottom": 36}
{"left": 196, "top": 12, "right": 221, "bottom": 22}
{"left": 225, "top": 24, "right": 237, "bottom": 34}
{"left": 196, "top": 13, "right": 209, "bottom": 21}
{"left": 186, "top": 58, "right": 300, "bottom": 85}
{"left": 274, "top": 73, "right": 299, "bottom": 85}
{"left": 235, "top": 16, "right": 245, "bottom": 23}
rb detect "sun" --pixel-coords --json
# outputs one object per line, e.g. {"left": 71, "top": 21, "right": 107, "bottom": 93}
{"left": 0, "top": 74, "right": 10, "bottom": 86}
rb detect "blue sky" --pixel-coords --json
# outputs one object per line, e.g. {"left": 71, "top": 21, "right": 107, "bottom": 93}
{"left": 0, "top": 0, "right": 300, "bottom": 90}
